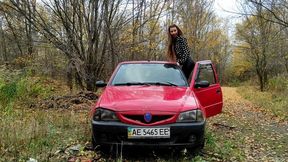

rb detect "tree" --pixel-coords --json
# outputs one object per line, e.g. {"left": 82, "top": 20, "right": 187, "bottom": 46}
{"left": 173, "top": 0, "right": 216, "bottom": 61}
{"left": 0, "top": 0, "right": 235, "bottom": 88}
{"left": 240, "top": 0, "right": 288, "bottom": 75}
{"left": 235, "top": 0, "right": 288, "bottom": 90}
{"left": 0, "top": 1, "right": 36, "bottom": 60}
{"left": 247, "top": 0, "right": 288, "bottom": 28}
{"left": 0, "top": 17, "right": 8, "bottom": 62}
{"left": 236, "top": 12, "right": 277, "bottom": 91}
{"left": 117, "top": 0, "right": 167, "bottom": 61}
{"left": 1, "top": 0, "right": 127, "bottom": 90}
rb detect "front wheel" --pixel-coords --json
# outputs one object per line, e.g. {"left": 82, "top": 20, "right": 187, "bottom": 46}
{"left": 91, "top": 135, "right": 98, "bottom": 150}
{"left": 187, "top": 133, "right": 205, "bottom": 154}
{"left": 197, "top": 133, "right": 205, "bottom": 149}
{"left": 91, "top": 134, "right": 113, "bottom": 154}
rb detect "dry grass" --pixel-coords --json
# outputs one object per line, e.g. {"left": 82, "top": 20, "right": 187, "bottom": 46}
{"left": 237, "top": 86, "right": 288, "bottom": 121}
{"left": 0, "top": 71, "right": 91, "bottom": 161}
{"left": 0, "top": 107, "right": 91, "bottom": 161}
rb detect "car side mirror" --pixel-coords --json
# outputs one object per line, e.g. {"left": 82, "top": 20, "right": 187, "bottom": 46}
{"left": 194, "top": 80, "right": 210, "bottom": 88}
{"left": 96, "top": 80, "right": 107, "bottom": 87}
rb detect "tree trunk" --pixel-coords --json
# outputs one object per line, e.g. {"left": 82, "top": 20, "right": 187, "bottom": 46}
{"left": 284, "top": 58, "right": 288, "bottom": 75}
{"left": 4, "top": 13, "right": 24, "bottom": 56}
{"left": 0, "top": 19, "right": 8, "bottom": 62}
{"left": 256, "top": 69, "right": 264, "bottom": 91}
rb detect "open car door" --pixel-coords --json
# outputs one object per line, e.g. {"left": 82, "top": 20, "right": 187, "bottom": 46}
{"left": 190, "top": 60, "right": 223, "bottom": 118}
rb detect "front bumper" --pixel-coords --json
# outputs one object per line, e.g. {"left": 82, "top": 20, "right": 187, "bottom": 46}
{"left": 92, "top": 120, "right": 205, "bottom": 148}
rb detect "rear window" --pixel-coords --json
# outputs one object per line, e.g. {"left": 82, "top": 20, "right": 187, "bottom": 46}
{"left": 111, "top": 63, "right": 188, "bottom": 86}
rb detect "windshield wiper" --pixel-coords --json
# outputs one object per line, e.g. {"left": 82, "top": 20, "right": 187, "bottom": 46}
{"left": 113, "top": 82, "right": 152, "bottom": 86}
{"left": 150, "top": 81, "right": 178, "bottom": 86}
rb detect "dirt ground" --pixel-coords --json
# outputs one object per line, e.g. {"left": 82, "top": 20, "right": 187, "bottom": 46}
{"left": 206, "top": 87, "right": 288, "bottom": 161}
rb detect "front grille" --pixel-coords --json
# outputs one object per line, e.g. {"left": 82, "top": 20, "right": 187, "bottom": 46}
{"left": 123, "top": 115, "right": 173, "bottom": 124}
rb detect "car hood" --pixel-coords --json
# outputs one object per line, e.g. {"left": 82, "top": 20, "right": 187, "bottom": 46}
{"left": 98, "top": 86, "right": 198, "bottom": 112}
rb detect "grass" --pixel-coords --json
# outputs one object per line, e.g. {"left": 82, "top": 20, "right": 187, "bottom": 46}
{"left": 0, "top": 74, "right": 54, "bottom": 113}
{"left": 237, "top": 86, "right": 288, "bottom": 121}
{"left": 203, "top": 127, "right": 245, "bottom": 161}
{"left": 0, "top": 108, "right": 91, "bottom": 161}
{"left": 0, "top": 67, "right": 91, "bottom": 161}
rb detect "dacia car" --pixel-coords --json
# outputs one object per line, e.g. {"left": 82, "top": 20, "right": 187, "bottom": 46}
{"left": 90, "top": 60, "right": 223, "bottom": 150}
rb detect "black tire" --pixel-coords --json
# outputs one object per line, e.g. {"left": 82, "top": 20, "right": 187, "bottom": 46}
{"left": 91, "top": 134, "right": 113, "bottom": 155}
{"left": 91, "top": 134, "right": 98, "bottom": 150}
{"left": 197, "top": 133, "right": 205, "bottom": 149}
{"left": 187, "top": 133, "right": 205, "bottom": 155}
{"left": 100, "top": 144, "right": 113, "bottom": 155}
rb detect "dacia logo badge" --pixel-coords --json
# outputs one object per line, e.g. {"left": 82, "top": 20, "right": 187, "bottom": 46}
{"left": 144, "top": 113, "right": 152, "bottom": 123}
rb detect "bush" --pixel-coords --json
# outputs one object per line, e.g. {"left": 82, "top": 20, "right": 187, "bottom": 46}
{"left": 238, "top": 86, "right": 288, "bottom": 120}
{"left": 0, "top": 67, "right": 53, "bottom": 113}
{"left": 17, "top": 76, "right": 52, "bottom": 100}
{"left": 268, "top": 76, "right": 288, "bottom": 92}
{"left": 0, "top": 82, "right": 17, "bottom": 108}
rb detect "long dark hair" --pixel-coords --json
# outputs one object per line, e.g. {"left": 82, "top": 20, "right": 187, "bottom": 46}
{"left": 167, "top": 24, "right": 183, "bottom": 61}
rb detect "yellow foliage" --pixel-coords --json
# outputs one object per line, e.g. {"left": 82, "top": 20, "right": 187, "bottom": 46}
{"left": 231, "top": 46, "right": 253, "bottom": 77}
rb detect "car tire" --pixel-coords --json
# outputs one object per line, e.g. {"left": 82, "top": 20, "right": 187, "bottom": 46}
{"left": 187, "top": 133, "right": 205, "bottom": 155}
{"left": 91, "top": 134, "right": 113, "bottom": 155}
{"left": 91, "top": 134, "right": 98, "bottom": 150}
{"left": 197, "top": 133, "right": 205, "bottom": 149}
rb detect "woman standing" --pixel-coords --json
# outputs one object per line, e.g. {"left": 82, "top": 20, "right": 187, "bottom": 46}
{"left": 167, "top": 24, "right": 195, "bottom": 80}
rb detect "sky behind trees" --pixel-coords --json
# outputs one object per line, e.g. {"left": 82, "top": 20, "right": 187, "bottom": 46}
{"left": 214, "top": 0, "right": 238, "bottom": 18}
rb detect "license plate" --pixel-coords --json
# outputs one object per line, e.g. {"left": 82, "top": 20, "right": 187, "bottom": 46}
{"left": 127, "top": 127, "right": 170, "bottom": 139}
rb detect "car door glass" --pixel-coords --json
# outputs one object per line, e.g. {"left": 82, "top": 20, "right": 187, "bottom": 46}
{"left": 196, "top": 64, "right": 216, "bottom": 84}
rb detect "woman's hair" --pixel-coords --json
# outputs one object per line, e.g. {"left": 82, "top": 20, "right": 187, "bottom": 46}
{"left": 167, "top": 24, "right": 183, "bottom": 61}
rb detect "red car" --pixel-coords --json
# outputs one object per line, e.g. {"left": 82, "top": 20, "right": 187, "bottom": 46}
{"left": 91, "top": 60, "right": 222, "bottom": 150}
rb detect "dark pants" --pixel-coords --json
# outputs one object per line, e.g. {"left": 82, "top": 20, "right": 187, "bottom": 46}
{"left": 182, "top": 57, "right": 195, "bottom": 80}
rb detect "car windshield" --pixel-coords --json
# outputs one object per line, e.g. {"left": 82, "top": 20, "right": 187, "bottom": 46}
{"left": 111, "top": 63, "right": 188, "bottom": 87}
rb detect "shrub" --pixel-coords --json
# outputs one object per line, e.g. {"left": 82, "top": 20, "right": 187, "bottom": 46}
{"left": 268, "top": 76, "right": 288, "bottom": 92}
{"left": 0, "top": 82, "right": 17, "bottom": 113}
{"left": 0, "top": 67, "right": 53, "bottom": 113}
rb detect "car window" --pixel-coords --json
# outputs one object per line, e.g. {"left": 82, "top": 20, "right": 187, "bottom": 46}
{"left": 111, "top": 63, "right": 188, "bottom": 86}
{"left": 195, "top": 64, "right": 216, "bottom": 84}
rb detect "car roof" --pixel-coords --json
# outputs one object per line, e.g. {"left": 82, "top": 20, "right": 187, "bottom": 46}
{"left": 197, "top": 60, "right": 212, "bottom": 64}
{"left": 118, "top": 60, "right": 213, "bottom": 65}
{"left": 118, "top": 61, "right": 177, "bottom": 65}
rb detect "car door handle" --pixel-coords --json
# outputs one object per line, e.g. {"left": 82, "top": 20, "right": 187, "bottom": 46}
{"left": 216, "top": 89, "right": 221, "bottom": 94}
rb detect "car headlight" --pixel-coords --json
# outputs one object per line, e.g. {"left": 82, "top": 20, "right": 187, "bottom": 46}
{"left": 177, "top": 109, "right": 204, "bottom": 122}
{"left": 93, "top": 108, "right": 119, "bottom": 121}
